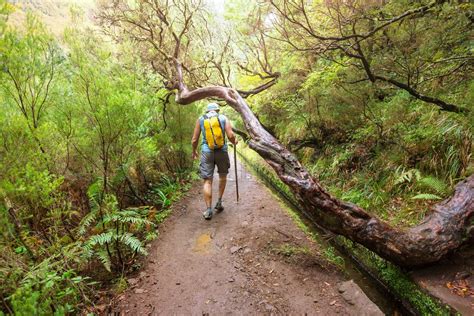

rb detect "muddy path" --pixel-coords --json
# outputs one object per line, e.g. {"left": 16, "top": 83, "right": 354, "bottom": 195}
{"left": 112, "top": 153, "right": 381, "bottom": 315}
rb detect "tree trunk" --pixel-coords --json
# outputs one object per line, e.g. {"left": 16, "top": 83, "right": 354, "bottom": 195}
{"left": 173, "top": 72, "right": 474, "bottom": 267}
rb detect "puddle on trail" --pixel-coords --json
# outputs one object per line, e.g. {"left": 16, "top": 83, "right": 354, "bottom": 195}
{"left": 193, "top": 232, "right": 212, "bottom": 254}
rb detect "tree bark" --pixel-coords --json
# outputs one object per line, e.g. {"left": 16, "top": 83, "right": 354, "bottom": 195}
{"left": 173, "top": 72, "right": 474, "bottom": 267}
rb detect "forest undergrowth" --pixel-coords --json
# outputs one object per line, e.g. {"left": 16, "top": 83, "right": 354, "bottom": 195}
{"left": 236, "top": 55, "right": 473, "bottom": 229}
{"left": 0, "top": 0, "right": 473, "bottom": 314}
{"left": 0, "top": 3, "right": 200, "bottom": 313}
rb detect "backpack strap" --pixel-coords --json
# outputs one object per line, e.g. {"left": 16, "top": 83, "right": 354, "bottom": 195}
{"left": 217, "top": 114, "right": 226, "bottom": 138}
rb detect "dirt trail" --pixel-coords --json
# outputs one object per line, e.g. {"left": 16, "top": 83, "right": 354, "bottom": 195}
{"left": 113, "top": 152, "right": 378, "bottom": 315}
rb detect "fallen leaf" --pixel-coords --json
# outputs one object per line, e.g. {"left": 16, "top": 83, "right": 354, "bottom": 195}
{"left": 446, "top": 280, "right": 474, "bottom": 298}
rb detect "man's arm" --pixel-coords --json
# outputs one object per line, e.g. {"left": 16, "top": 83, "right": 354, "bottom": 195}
{"left": 191, "top": 119, "right": 200, "bottom": 159}
{"left": 224, "top": 118, "right": 238, "bottom": 145}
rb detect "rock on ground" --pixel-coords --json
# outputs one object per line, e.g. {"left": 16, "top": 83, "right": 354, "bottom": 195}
{"left": 338, "top": 280, "right": 384, "bottom": 316}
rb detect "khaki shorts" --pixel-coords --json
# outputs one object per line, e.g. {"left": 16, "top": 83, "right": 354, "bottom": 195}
{"left": 199, "top": 149, "right": 230, "bottom": 179}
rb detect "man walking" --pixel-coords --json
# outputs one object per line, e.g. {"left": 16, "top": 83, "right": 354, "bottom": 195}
{"left": 191, "top": 103, "right": 238, "bottom": 220}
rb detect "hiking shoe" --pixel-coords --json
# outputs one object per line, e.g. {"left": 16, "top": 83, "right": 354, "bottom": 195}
{"left": 203, "top": 208, "right": 213, "bottom": 220}
{"left": 214, "top": 200, "right": 224, "bottom": 213}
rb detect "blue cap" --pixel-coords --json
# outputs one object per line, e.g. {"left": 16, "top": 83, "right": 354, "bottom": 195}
{"left": 206, "top": 103, "right": 220, "bottom": 112}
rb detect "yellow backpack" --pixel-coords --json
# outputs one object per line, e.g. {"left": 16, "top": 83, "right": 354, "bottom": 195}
{"left": 203, "top": 113, "right": 225, "bottom": 150}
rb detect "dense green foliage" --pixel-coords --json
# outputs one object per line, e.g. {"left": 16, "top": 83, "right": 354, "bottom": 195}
{"left": 264, "top": 90, "right": 472, "bottom": 226}
{"left": 0, "top": 0, "right": 472, "bottom": 314}
{"left": 0, "top": 2, "right": 198, "bottom": 313}
{"left": 236, "top": 0, "right": 473, "bottom": 227}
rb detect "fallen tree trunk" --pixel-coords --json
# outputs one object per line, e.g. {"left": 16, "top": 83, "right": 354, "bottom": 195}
{"left": 97, "top": 0, "right": 473, "bottom": 267}
{"left": 173, "top": 63, "right": 473, "bottom": 267}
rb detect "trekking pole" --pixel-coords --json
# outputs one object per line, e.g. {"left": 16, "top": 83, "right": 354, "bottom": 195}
{"left": 233, "top": 143, "right": 239, "bottom": 202}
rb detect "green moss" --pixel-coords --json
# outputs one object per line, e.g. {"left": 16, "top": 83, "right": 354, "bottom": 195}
{"left": 337, "top": 236, "right": 451, "bottom": 315}
{"left": 323, "top": 246, "right": 345, "bottom": 267}
{"left": 272, "top": 243, "right": 310, "bottom": 257}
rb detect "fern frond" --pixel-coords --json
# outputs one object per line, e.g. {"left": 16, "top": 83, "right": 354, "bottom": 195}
{"left": 419, "top": 176, "right": 448, "bottom": 195}
{"left": 96, "top": 249, "right": 112, "bottom": 272}
{"left": 394, "top": 168, "right": 421, "bottom": 186}
{"left": 120, "top": 233, "right": 147, "bottom": 255}
{"left": 78, "top": 210, "right": 97, "bottom": 235}
{"left": 117, "top": 216, "right": 154, "bottom": 226}
{"left": 87, "top": 231, "right": 114, "bottom": 246}
{"left": 103, "top": 210, "right": 155, "bottom": 227}
{"left": 412, "top": 193, "right": 442, "bottom": 200}
{"left": 82, "top": 243, "right": 94, "bottom": 258}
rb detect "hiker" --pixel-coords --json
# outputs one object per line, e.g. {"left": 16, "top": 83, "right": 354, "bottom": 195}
{"left": 191, "top": 103, "right": 238, "bottom": 220}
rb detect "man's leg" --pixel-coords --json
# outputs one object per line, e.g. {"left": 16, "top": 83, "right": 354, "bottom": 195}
{"left": 203, "top": 178, "right": 213, "bottom": 209}
{"left": 214, "top": 149, "right": 230, "bottom": 212}
{"left": 214, "top": 175, "right": 226, "bottom": 213}
{"left": 218, "top": 175, "right": 227, "bottom": 199}
{"left": 200, "top": 151, "right": 215, "bottom": 220}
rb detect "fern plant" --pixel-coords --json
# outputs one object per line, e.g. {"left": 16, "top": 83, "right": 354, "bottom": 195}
{"left": 418, "top": 176, "right": 449, "bottom": 195}
{"left": 392, "top": 168, "right": 451, "bottom": 201}
{"left": 412, "top": 176, "right": 450, "bottom": 201}
{"left": 79, "top": 187, "right": 155, "bottom": 272}
{"left": 9, "top": 245, "right": 93, "bottom": 315}
{"left": 393, "top": 167, "right": 421, "bottom": 186}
